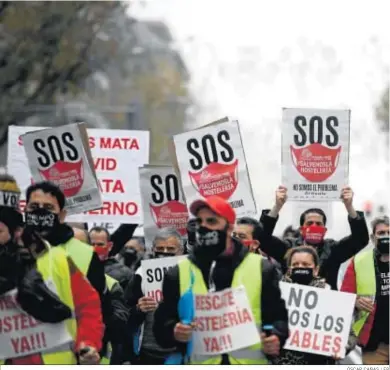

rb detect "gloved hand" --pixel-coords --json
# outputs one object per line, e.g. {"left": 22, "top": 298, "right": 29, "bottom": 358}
{"left": 17, "top": 268, "right": 72, "bottom": 323}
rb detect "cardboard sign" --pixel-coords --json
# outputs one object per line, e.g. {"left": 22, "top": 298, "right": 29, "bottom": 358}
{"left": 139, "top": 165, "right": 189, "bottom": 247}
{"left": 21, "top": 124, "right": 101, "bottom": 215}
{"left": 282, "top": 109, "right": 350, "bottom": 201}
{"left": 280, "top": 282, "right": 356, "bottom": 358}
{"left": 141, "top": 255, "right": 185, "bottom": 302}
{"left": 0, "top": 191, "right": 20, "bottom": 208}
{"left": 172, "top": 117, "right": 256, "bottom": 218}
{"left": 7, "top": 126, "right": 149, "bottom": 223}
{"left": 193, "top": 286, "right": 260, "bottom": 355}
{"left": 0, "top": 288, "right": 72, "bottom": 360}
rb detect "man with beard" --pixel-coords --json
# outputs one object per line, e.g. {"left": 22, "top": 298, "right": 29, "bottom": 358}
{"left": 258, "top": 185, "right": 369, "bottom": 289}
{"left": 24, "top": 182, "right": 112, "bottom": 335}
{"left": 341, "top": 216, "right": 389, "bottom": 365}
{"left": 153, "top": 196, "right": 289, "bottom": 365}
{"left": 124, "top": 228, "right": 183, "bottom": 364}
{"left": 0, "top": 175, "right": 103, "bottom": 365}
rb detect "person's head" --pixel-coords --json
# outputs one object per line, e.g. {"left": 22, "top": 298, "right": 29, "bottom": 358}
{"left": 299, "top": 208, "right": 327, "bottom": 246}
{"left": 189, "top": 196, "right": 236, "bottom": 260}
{"left": 282, "top": 225, "right": 300, "bottom": 240}
{"left": 152, "top": 228, "right": 183, "bottom": 258}
{"left": 0, "top": 174, "right": 23, "bottom": 246}
{"left": 72, "top": 227, "right": 90, "bottom": 245}
{"left": 234, "top": 217, "right": 262, "bottom": 253}
{"left": 371, "top": 216, "right": 389, "bottom": 256}
{"left": 121, "top": 237, "right": 145, "bottom": 267}
{"left": 25, "top": 182, "right": 66, "bottom": 237}
{"left": 285, "top": 246, "right": 320, "bottom": 285}
{"left": 89, "top": 226, "right": 112, "bottom": 261}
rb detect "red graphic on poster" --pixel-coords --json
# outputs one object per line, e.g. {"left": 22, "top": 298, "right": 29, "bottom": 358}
{"left": 150, "top": 200, "right": 189, "bottom": 236}
{"left": 188, "top": 160, "right": 238, "bottom": 200}
{"left": 290, "top": 144, "right": 341, "bottom": 182}
{"left": 39, "top": 160, "right": 84, "bottom": 197}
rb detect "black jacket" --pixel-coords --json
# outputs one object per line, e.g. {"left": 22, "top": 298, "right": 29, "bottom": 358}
{"left": 152, "top": 239, "right": 289, "bottom": 363}
{"left": 259, "top": 210, "right": 369, "bottom": 290}
{"left": 105, "top": 258, "right": 132, "bottom": 291}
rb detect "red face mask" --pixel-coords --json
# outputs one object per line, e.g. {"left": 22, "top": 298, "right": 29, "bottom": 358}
{"left": 241, "top": 240, "right": 252, "bottom": 248}
{"left": 300, "top": 225, "right": 327, "bottom": 245}
{"left": 94, "top": 246, "right": 110, "bottom": 261}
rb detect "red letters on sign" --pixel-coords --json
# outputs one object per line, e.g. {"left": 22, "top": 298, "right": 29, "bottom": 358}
{"left": 94, "top": 158, "right": 117, "bottom": 171}
{"left": 87, "top": 201, "right": 138, "bottom": 216}
{"left": 99, "top": 179, "right": 125, "bottom": 193}
{"left": 11, "top": 332, "right": 47, "bottom": 354}
{"left": 99, "top": 137, "right": 139, "bottom": 150}
{"left": 203, "top": 334, "right": 233, "bottom": 353}
{"left": 196, "top": 291, "right": 235, "bottom": 311}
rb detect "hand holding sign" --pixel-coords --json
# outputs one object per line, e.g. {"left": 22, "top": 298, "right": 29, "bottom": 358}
{"left": 174, "top": 322, "right": 194, "bottom": 343}
{"left": 137, "top": 296, "right": 157, "bottom": 313}
{"left": 340, "top": 186, "right": 354, "bottom": 207}
{"left": 261, "top": 333, "right": 280, "bottom": 356}
{"left": 355, "top": 296, "right": 374, "bottom": 313}
{"left": 275, "top": 185, "right": 288, "bottom": 210}
{"left": 78, "top": 343, "right": 100, "bottom": 365}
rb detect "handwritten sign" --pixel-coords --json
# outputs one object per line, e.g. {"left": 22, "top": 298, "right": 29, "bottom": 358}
{"left": 193, "top": 286, "right": 260, "bottom": 355}
{"left": 141, "top": 255, "right": 185, "bottom": 302}
{"left": 0, "top": 289, "right": 72, "bottom": 359}
{"left": 280, "top": 282, "right": 356, "bottom": 358}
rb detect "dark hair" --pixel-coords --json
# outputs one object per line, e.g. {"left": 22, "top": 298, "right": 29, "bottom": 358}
{"left": 285, "top": 245, "right": 320, "bottom": 267}
{"left": 299, "top": 208, "right": 327, "bottom": 226}
{"left": 129, "top": 236, "right": 146, "bottom": 251}
{"left": 89, "top": 226, "right": 111, "bottom": 241}
{"left": 371, "top": 216, "right": 389, "bottom": 234}
{"left": 282, "top": 225, "right": 300, "bottom": 239}
{"left": 236, "top": 217, "right": 264, "bottom": 241}
{"left": 26, "top": 182, "right": 65, "bottom": 210}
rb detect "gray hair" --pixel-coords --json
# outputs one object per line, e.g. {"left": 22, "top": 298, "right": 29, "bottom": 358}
{"left": 152, "top": 227, "right": 183, "bottom": 249}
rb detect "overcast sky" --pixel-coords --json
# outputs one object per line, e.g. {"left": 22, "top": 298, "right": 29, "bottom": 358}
{"left": 130, "top": 0, "right": 389, "bottom": 237}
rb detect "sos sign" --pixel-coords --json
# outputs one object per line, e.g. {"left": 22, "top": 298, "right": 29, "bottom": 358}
{"left": 150, "top": 174, "right": 180, "bottom": 204}
{"left": 33, "top": 133, "right": 79, "bottom": 168}
{"left": 186, "top": 130, "right": 234, "bottom": 171}
{"left": 293, "top": 116, "right": 339, "bottom": 147}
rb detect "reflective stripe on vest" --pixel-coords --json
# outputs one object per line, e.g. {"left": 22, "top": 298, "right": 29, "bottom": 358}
{"left": 178, "top": 254, "right": 268, "bottom": 365}
{"left": 352, "top": 248, "right": 376, "bottom": 337}
{"left": 62, "top": 238, "right": 93, "bottom": 276}
{"left": 0, "top": 247, "right": 78, "bottom": 365}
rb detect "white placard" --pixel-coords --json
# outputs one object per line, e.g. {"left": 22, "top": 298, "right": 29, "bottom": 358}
{"left": 0, "top": 288, "right": 72, "bottom": 359}
{"left": 22, "top": 124, "right": 101, "bottom": 215}
{"left": 7, "top": 126, "right": 149, "bottom": 223}
{"left": 173, "top": 118, "right": 256, "bottom": 218}
{"left": 193, "top": 286, "right": 260, "bottom": 355}
{"left": 141, "top": 255, "right": 185, "bottom": 302}
{"left": 282, "top": 108, "right": 350, "bottom": 201}
{"left": 280, "top": 282, "right": 356, "bottom": 358}
{"left": 139, "top": 165, "right": 189, "bottom": 247}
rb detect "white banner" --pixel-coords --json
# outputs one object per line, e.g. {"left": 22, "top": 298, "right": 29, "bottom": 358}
{"left": 7, "top": 126, "right": 149, "bottom": 223}
{"left": 141, "top": 255, "right": 185, "bottom": 302}
{"left": 280, "top": 282, "right": 356, "bottom": 358}
{"left": 0, "top": 288, "right": 72, "bottom": 359}
{"left": 22, "top": 124, "right": 101, "bottom": 215}
{"left": 193, "top": 286, "right": 260, "bottom": 355}
{"left": 139, "top": 166, "right": 189, "bottom": 247}
{"left": 282, "top": 108, "right": 350, "bottom": 201}
{"left": 173, "top": 117, "right": 256, "bottom": 218}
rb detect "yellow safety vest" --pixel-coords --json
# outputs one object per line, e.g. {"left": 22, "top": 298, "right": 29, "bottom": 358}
{"left": 99, "top": 275, "right": 117, "bottom": 365}
{"left": 60, "top": 237, "right": 93, "bottom": 276}
{"left": 352, "top": 248, "right": 377, "bottom": 337}
{"left": 0, "top": 247, "right": 78, "bottom": 365}
{"left": 178, "top": 253, "right": 268, "bottom": 365}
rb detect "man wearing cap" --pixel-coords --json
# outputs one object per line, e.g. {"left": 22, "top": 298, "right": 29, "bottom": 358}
{"left": 153, "top": 195, "right": 289, "bottom": 365}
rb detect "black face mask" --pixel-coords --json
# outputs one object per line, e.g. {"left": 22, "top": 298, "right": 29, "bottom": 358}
{"left": 154, "top": 252, "right": 176, "bottom": 259}
{"left": 122, "top": 248, "right": 138, "bottom": 267}
{"left": 25, "top": 209, "right": 60, "bottom": 234}
{"left": 193, "top": 225, "right": 227, "bottom": 261}
{"left": 290, "top": 267, "right": 314, "bottom": 285}
{"left": 377, "top": 236, "right": 389, "bottom": 255}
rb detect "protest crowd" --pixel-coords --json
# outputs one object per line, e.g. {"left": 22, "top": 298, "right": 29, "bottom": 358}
{"left": 0, "top": 113, "right": 388, "bottom": 367}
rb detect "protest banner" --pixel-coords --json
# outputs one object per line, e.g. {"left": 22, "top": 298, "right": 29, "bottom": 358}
{"left": 22, "top": 123, "right": 101, "bottom": 215}
{"left": 7, "top": 126, "right": 149, "bottom": 223}
{"left": 139, "top": 165, "right": 189, "bottom": 247}
{"left": 0, "top": 289, "right": 72, "bottom": 359}
{"left": 282, "top": 108, "right": 350, "bottom": 201}
{"left": 280, "top": 282, "right": 356, "bottom": 358}
{"left": 141, "top": 255, "right": 185, "bottom": 302}
{"left": 172, "top": 117, "right": 256, "bottom": 218}
{"left": 193, "top": 286, "right": 260, "bottom": 355}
